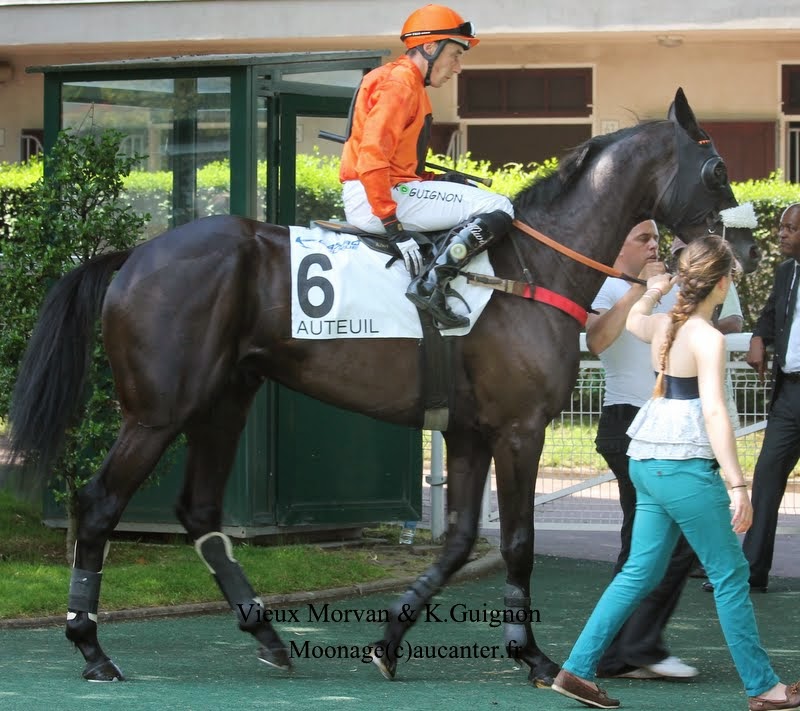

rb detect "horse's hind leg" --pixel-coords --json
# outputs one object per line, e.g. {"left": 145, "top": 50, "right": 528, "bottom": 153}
{"left": 371, "top": 430, "right": 491, "bottom": 680}
{"left": 175, "top": 373, "right": 290, "bottom": 672}
{"left": 67, "top": 420, "right": 179, "bottom": 681}
{"left": 494, "top": 422, "right": 559, "bottom": 687}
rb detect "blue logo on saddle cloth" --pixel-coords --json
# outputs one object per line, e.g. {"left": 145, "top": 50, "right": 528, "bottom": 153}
{"left": 289, "top": 225, "right": 493, "bottom": 339}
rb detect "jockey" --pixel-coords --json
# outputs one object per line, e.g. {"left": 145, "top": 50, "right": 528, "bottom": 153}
{"left": 339, "top": 3, "right": 514, "bottom": 329}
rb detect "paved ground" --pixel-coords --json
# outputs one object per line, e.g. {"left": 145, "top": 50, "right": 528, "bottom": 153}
{"left": 1, "top": 554, "right": 797, "bottom": 711}
{"left": 2, "top": 478, "right": 799, "bottom": 710}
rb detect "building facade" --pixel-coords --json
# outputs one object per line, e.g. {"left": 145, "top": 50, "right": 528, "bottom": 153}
{"left": 0, "top": 0, "right": 799, "bottom": 181}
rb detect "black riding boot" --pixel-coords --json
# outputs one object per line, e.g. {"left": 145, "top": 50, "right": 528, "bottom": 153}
{"left": 406, "top": 210, "right": 512, "bottom": 329}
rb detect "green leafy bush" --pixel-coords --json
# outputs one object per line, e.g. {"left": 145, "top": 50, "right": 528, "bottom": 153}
{"left": 0, "top": 128, "right": 149, "bottom": 559}
{"left": 294, "top": 151, "right": 344, "bottom": 225}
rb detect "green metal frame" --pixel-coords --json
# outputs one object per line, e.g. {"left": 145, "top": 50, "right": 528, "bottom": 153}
{"left": 32, "top": 51, "right": 387, "bottom": 217}
{"left": 32, "top": 51, "right": 422, "bottom": 533}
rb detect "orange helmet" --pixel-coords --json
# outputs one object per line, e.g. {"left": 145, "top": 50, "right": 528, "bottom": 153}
{"left": 400, "top": 4, "right": 479, "bottom": 50}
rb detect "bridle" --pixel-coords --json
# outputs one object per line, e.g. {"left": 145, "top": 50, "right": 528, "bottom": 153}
{"left": 511, "top": 126, "right": 731, "bottom": 286}
{"left": 480, "top": 125, "right": 733, "bottom": 324}
{"left": 652, "top": 126, "right": 731, "bottom": 237}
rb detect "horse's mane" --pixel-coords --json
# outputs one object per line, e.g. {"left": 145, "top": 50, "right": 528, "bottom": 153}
{"left": 512, "top": 122, "right": 658, "bottom": 213}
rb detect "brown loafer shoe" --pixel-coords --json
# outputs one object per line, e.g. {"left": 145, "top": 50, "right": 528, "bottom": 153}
{"left": 749, "top": 681, "right": 800, "bottom": 710}
{"left": 552, "top": 669, "right": 621, "bottom": 709}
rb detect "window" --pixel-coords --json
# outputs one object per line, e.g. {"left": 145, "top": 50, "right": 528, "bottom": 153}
{"left": 789, "top": 122, "right": 800, "bottom": 183}
{"left": 430, "top": 122, "right": 459, "bottom": 157}
{"left": 458, "top": 68, "right": 592, "bottom": 118}
{"left": 701, "top": 122, "right": 775, "bottom": 182}
{"left": 467, "top": 124, "right": 591, "bottom": 169}
{"left": 20, "top": 129, "right": 44, "bottom": 162}
{"left": 782, "top": 67, "right": 800, "bottom": 181}
{"left": 782, "top": 65, "right": 800, "bottom": 115}
{"left": 62, "top": 76, "right": 232, "bottom": 235}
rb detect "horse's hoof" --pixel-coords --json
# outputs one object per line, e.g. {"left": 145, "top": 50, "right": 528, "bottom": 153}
{"left": 82, "top": 658, "right": 125, "bottom": 682}
{"left": 527, "top": 663, "right": 559, "bottom": 688}
{"left": 369, "top": 642, "right": 397, "bottom": 680}
{"left": 258, "top": 645, "right": 292, "bottom": 671}
{"left": 528, "top": 671, "right": 554, "bottom": 688}
{"left": 513, "top": 648, "right": 559, "bottom": 688}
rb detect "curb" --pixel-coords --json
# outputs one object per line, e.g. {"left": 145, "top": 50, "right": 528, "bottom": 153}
{"left": 0, "top": 547, "right": 505, "bottom": 631}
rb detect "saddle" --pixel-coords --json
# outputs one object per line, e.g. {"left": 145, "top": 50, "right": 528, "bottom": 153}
{"left": 313, "top": 219, "right": 448, "bottom": 268}
{"left": 313, "top": 219, "right": 473, "bottom": 315}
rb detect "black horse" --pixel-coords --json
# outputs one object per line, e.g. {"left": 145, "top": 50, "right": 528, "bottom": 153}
{"left": 9, "top": 89, "right": 757, "bottom": 685}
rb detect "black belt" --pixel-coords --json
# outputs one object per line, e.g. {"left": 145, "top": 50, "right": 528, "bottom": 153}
{"left": 782, "top": 372, "right": 800, "bottom": 383}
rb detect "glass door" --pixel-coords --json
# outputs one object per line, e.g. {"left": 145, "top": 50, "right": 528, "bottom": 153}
{"left": 270, "top": 94, "right": 423, "bottom": 525}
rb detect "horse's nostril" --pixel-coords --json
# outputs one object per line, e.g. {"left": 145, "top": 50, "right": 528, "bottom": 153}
{"left": 750, "top": 246, "right": 760, "bottom": 259}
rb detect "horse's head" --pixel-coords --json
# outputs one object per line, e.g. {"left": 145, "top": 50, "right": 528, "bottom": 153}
{"left": 707, "top": 202, "right": 762, "bottom": 274}
{"left": 720, "top": 227, "right": 761, "bottom": 274}
{"left": 657, "top": 87, "right": 760, "bottom": 272}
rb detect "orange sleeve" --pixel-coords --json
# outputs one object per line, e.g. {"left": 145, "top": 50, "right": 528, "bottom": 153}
{"left": 340, "top": 55, "right": 433, "bottom": 222}
{"left": 355, "top": 80, "right": 419, "bottom": 220}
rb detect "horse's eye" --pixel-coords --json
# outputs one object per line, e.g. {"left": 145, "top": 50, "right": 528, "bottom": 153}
{"left": 701, "top": 158, "right": 728, "bottom": 190}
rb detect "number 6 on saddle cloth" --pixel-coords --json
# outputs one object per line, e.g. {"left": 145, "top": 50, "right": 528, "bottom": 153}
{"left": 290, "top": 220, "right": 496, "bottom": 340}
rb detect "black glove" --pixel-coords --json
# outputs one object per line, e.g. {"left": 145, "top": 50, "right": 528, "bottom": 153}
{"left": 433, "top": 171, "right": 471, "bottom": 185}
{"left": 381, "top": 214, "right": 424, "bottom": 277}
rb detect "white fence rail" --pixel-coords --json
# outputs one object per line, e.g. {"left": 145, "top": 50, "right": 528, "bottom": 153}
{"left": 425, "top": 333, "right": 800, "bottom": 537}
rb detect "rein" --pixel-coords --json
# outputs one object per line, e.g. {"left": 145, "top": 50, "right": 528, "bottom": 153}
{"left": 511, "top": 219, "right": 647, "bottom": 286}
{"left": 467, "top": 218, "right": 646, "bottom": 327}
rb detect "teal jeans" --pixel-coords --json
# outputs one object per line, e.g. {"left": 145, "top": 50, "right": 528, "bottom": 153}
{"left": 563, "top": 457, "right": 779, "bottom": 697}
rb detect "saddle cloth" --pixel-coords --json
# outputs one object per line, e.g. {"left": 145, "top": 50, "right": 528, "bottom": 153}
{"left": 289, "top": 225, "right": 493, "bottom": 340}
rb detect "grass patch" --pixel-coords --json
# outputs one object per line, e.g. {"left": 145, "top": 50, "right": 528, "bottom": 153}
{"left": 0, "top": 492, "right": 480, "bottom": 620}
{"left": 0, "top": 544, "right": 391, "bottom": 618}
{"left": 0, "top": 489, "right": 65, "bottom": 564}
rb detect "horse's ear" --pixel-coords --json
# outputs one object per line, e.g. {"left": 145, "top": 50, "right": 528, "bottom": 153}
{"left": 668, "top": 87, "right": 705, "bottom": 141}
{"left": 559, "top": 142, "right": 593, "bottom": 184}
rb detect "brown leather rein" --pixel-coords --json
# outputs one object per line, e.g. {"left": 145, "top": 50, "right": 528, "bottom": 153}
{"left": 512, "top": 219, "right": 647, "bottom": 286}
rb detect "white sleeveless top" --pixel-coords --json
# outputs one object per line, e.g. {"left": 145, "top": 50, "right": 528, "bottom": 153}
{"left": 627, "top": 375, "right": 740, "bottom": 461}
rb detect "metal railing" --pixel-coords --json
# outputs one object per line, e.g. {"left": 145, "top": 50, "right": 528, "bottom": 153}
{"left": 425, "top": 332, "right": 800, "bottom": 535}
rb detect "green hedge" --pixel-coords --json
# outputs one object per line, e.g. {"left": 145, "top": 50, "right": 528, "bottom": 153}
{"left": 2, "top": 153, "right": 799, "bottom": 328}
{"left": 722, "top": 175, "right": 800, "bottom": 328}
{"left": 0, "top": 150, "right": 547, "bottom": 238}
{"left": 0, "top": 159, "right": 41, "bottom": 242}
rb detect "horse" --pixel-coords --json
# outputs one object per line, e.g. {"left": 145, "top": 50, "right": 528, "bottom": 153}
{"left": 9, "top": 88, "right": 757, "bottom": 685}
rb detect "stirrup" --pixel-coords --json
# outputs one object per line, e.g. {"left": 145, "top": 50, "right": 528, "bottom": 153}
{"left": 433, "top": 313, "right": 469, "bottom": 330}
{"left": 443, "top": 282, "right": 470, "bottom": 311}
{"left": 431, "top": 310, "right": 469, "bottom": 330}
{"left": 406, "top": 290, "right": 468, "bottom": 329}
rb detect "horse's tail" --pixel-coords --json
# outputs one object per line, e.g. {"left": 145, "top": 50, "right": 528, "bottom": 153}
{"left": 9, "top": 249, "right": 133, "bottom": 477}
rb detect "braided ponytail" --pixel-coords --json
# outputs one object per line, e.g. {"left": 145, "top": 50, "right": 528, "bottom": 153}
{"left": 652, "top": 292, "right": 693, "bottom": 397}
{"left": 651, "top": 234, "right": 734, "bottom": 398}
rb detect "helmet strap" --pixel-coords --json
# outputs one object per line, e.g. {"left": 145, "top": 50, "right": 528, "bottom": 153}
{"left": 411, "top": 40, "right": 448, "bottom": 86}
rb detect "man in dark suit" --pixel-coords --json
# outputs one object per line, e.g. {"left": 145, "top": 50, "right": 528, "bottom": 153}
{"left": 741, "top": 202, "right": 800, "bottom": 591}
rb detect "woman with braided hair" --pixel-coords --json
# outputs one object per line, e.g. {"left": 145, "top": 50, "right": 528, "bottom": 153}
{"left": 552, "top": 235, "right": 800, "bottom": 710}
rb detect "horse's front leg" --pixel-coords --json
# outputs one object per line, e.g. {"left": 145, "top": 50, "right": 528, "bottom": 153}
{"left": 371, "top": 430, "right": 491, "bottom": 680}
{"left": 494, "top": 421, "right": 560, "bottom": 687}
